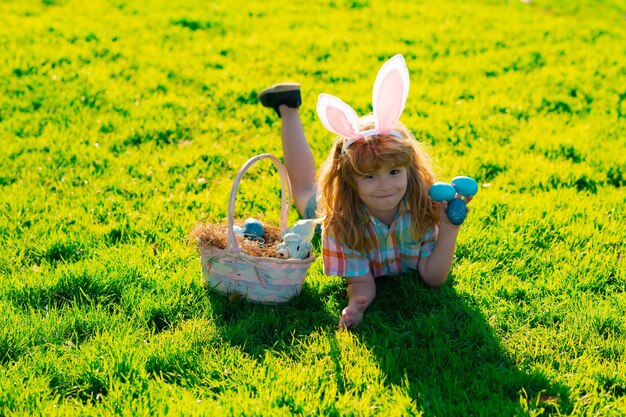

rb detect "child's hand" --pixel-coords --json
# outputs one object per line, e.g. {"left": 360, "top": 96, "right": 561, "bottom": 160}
{"left": 438, "top": 194, "right": 472, "bottom": 228}
{"left": 339, "top": 274, "right": 376, "bottom": 329}
{"left": 429, "top": 177, "right": 477, "bottom": 226}
{"left": 339, "top": 296, "right": 368, "bottom": 329}
{"left": 437, "top": 201, "right": 456, "bottom": 229}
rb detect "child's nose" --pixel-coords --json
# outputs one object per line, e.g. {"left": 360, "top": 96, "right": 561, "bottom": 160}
{"left": 378, "top": 178, "right": 392, "bottom": 190}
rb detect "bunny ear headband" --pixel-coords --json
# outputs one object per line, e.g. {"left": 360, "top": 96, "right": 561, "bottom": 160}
{"left": 316, "top": 54, "right": 410, "bottom": 151}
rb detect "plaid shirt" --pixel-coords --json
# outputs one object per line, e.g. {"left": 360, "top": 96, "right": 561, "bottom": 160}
{"left": 322, "top": 199, "right": 437, "bottom": 278}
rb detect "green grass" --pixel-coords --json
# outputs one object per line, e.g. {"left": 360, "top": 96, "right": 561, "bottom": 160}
{"left": 1, "top": 0, "right": 625, "bottom": 415}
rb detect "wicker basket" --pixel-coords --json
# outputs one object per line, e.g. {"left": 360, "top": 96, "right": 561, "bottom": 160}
{"left": 199, "top": 154, "right": 315, "bottom": 303}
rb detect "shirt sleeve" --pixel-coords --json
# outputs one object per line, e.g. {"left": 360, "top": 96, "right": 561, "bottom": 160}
{"left": 322, "top": 233, "right": 370, "bottom": 277}
{"left": 419, "top": 226, "right": 438, "bottom": 258}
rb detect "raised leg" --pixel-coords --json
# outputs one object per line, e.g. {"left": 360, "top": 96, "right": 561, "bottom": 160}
{"left": 278, "top": 106, "right": 317, "bottom": 218}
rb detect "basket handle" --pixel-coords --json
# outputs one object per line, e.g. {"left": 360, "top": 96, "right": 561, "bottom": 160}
{"left": 226, "top": 154, "right": 292, "bottom": 251}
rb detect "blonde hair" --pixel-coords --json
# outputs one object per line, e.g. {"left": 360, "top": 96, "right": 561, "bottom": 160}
{"left": 317, "top": 116, "right": 438, "bottom": 252}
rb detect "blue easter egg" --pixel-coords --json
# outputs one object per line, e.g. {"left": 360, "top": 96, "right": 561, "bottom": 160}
{"left": 243, "top": 218, "right": 264, "bottom": 239}
{"left": 232, "top": 225, "right": 244, "bottom": 236}
{"left": 429, "top": 182, "right": 456, "bottom": 202}
{"left": 451, "top": 176, "right": 478, "bottom": 197}
{"left": 446, "top": 198, "right": 467, "bottom": 225}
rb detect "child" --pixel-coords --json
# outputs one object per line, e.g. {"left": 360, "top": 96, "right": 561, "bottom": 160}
{"left": 258, "top": 55, "right": 472, "bottom": 328}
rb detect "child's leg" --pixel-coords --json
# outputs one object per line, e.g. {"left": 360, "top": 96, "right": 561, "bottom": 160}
{"left": 339, "top": 273, "right": 376, "bottom": 329}
{"left": 278, "top": 106, "right": 317, "bottom": 217}
{"left": 258, "top": 83, "right": 317, "bottom": 217}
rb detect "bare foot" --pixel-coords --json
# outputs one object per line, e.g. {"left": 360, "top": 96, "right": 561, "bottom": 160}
{"left": 338, "top": 296, "right": 369, "bottom": 329}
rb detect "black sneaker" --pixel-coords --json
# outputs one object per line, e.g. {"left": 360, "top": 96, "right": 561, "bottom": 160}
{"left": 258, "top": 82, "right": 301, "bottom": 118}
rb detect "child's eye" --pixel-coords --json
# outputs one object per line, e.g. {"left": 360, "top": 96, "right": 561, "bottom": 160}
{"left": 390, "top": 168, "right": 402, "bottom": 175}
{"left": 364, "top": 174, "right": 375, "bottom": 180}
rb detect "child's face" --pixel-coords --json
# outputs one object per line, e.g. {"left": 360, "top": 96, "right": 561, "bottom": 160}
{"left": 353, "top": 163, "right": 408, "bottom": 221}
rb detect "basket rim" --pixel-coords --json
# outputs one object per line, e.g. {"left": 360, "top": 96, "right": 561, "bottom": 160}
{"left": 199, "top": 243, "right": 315, "bottom": 264}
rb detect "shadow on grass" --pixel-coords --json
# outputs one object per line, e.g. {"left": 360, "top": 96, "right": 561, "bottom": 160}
{"left": 205, "top": 281, "right": 338, "bottom": 356}
{"left": 200, "top": 234, "right": 339, "bottom": 356}
{"left": 354, "top": 273, "right": 572, "bottom": 416}
{"left": 199, "top": 233, "right": 571, "bottom": 415}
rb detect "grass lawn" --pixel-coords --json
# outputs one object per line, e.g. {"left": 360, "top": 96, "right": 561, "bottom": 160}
{"left": 1, "top": 0, "right": 625, "bottom": 415}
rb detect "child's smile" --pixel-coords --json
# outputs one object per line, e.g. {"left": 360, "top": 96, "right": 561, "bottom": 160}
{"left": 354, "top": 164, "right": 408, "bottom": 226}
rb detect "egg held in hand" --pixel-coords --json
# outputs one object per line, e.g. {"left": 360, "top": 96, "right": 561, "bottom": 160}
{"left": 445, "top": 198, "right": 467, "bottom": 225}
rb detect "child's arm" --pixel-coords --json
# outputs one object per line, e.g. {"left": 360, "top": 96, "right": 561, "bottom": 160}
{"left": 418, "top": 222, "right": 459, "bottom": 287}
{"left": 417, "top": 199, "right": 471, "bottom": 287}
{"left": 339, "top": 272, "right": 376, "bottom": 328}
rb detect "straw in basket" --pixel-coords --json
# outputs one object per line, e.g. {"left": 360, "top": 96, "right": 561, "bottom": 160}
{"left": 198, "top": 154, "right": 315, "bottom": 304}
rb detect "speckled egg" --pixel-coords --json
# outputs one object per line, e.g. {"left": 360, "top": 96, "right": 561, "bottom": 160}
{"left": 429, "top": 182, "right": 456, "bottom": 202}
{"left": 243, "top": 218, "right": 264, "bottom": 239}
{"left": 446, "top": 198, "right": 467, "bottom": 225}
{"left": 451, "top": 176, "right": 478, "bottom": 197}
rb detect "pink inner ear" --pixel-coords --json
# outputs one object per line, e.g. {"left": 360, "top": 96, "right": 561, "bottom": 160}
{"left": 375, "top": 70, "right": 403, "bottom": 130}
{"left": 327, "top": 107, "right": 358, "bottom": 138}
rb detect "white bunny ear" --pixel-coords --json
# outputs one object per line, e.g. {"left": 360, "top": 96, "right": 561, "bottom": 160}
{"left": 316, "top": 93, "right": 361, "bottom": 140}
{"left": 372, "top": 54, "right": 410, "bottom": 133}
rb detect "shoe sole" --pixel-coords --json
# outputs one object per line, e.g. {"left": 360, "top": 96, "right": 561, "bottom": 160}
{"left": 258, "top": 82, "right": 301, "bottom": 99}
